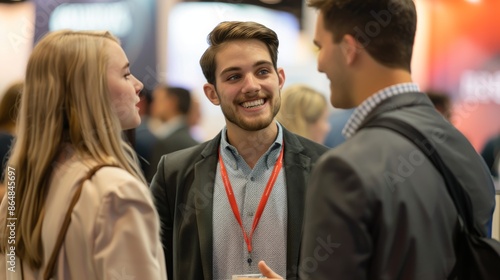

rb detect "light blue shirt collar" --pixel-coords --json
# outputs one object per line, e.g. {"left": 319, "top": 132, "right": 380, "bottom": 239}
{"left": 220, "top": 122, "right": 284, "bottom": 170}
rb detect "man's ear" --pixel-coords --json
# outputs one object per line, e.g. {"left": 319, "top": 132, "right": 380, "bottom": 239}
{"left": 341, "top": 34, "right": 360, "bottom": 66}
{"left": 277, "top": 67, "right": 286, "bottom": 90}
{"left": 203, "top": 83, "right": 220, "bottom": 105}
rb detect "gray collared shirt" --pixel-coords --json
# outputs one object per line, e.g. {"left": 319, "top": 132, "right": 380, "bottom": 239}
{"left": 213, "top": 123, "right": 287, "bottom": 280}
{"left": 343, "top": 83, "right": 421, "bottom": 138}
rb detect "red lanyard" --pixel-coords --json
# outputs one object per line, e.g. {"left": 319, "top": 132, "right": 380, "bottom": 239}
{"left": 218, "top": 145, "right": 284, "bottom": 254}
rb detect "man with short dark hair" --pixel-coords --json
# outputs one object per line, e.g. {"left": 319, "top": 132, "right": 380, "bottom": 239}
{"left": 298, "top": 0, "right": 496, "bottom": 279}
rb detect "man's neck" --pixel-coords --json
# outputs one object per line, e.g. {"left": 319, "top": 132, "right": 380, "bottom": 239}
{"left": 354, "top": 65, "right": 413, "bottom": 106}
{"left": 225, "top": 122, "right": 278, "bottom": 169}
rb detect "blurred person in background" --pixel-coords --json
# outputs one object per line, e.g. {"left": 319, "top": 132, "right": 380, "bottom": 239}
{"left": 147, "top": 85, "right": 199, "bottom": 182}
{"left": 0, "top": 81, "right": 23, "bottom": 198}
{"left": 187, "top": 94, "right": 205, "bottom": 142}
{"left": 323, "top": 108, "right": 355, "bottom": 148}
{"left": 0, "top": 30, "right": 166, "bottom": 279}
{"left": 276, "top": 84, "right": 330, "bottom": 144}
{"left": 134, "top": 88, "right": 158, "bottom": 177}
{"left": 425, "top": 90, "right": 452, "bottom": 121}
{"left": 481, "top": 133, "right": 500, "bottom": 178}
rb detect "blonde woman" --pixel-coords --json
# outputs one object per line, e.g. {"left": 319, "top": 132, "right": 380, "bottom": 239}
{"left": 276, "top": 84, "right": 330, "bottom": 144}
{"left": 0, "top": 31, "right": 166, "bottom": 279}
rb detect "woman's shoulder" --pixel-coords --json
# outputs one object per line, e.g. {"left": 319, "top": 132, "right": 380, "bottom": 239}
{"left": 52, "top": 157, "right": 147, "bottom": 200}
{"left": 91, "top": 165, "right": 140, "bottom": 183}
{"left": 88, "top": 166, "right": 148, "bottom": 198}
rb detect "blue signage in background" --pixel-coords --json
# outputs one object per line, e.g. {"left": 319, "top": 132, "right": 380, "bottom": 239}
{"left": 34, "top": 0, "right": 157, "bottom": 90}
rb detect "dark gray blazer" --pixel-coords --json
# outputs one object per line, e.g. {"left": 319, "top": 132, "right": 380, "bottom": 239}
{"left": 150, "top": 127, "right": 329, "bottom": 280}
{"left": 300, "top": 92, "right": 496, "bottom": 280}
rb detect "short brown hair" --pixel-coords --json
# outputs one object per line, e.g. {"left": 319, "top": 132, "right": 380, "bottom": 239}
{"left": 308, "top": 0, "right": 417, "bottom": 71}
{"left": 199, "top": 21, "right": 279, "bottom": 85}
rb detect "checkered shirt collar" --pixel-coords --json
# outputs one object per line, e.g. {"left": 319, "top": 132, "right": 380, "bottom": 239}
{"left": 342, "top": 83, "right": 420, "bottom": 138}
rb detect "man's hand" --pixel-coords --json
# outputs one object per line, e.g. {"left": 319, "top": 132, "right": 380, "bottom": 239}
{"left": 258, "top": 261, "right": 283, "bottom": 279}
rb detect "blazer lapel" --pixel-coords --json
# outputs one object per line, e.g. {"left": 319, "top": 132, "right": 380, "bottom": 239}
{"left": 194, "top": 133, "right": 221, "bottom": 280}
{"left": 282, "top": 129, "right": 311, "bottom": 278}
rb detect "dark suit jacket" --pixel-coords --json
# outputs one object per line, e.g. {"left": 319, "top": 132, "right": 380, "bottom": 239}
{"left": 147, "top": 124, "right": 199, "bottom": 182}
{"left": 0, "top": 131, "right": 14, "bottom": 181}
{"left": 150, "top": 127, "right": 329, "bottom": 280}
{"left": 480, "top": 134, "right": 500, "bottom": 178}
{"left": 300, "top": 92, "right": 496, "bottom": 280}
{"left": 134, "top": 118, "right": 158, "bottom": 178}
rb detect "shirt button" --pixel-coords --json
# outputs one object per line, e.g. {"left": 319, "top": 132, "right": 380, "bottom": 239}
{"left": 248, "top": 212, "right": 254, "bottom": 217}
{"left": 250, "top": 177, "right": 255, "bottom": 181}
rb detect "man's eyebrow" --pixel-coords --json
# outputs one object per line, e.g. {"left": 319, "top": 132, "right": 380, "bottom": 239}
{"left": 220, "top": 66, "right": 241, "bottom": 76}
{"left": 219, "top": 60, "right": 273, "bottom": 76}
{"left": 254, "top": 60, "right": 273, "bottom": 67}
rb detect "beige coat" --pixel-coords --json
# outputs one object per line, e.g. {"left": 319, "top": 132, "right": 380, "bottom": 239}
{"left": 0, "top": 150, "right": 167, "bottom": 279}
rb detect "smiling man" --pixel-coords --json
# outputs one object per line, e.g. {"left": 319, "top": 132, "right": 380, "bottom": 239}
{"left": 150, "top": 21, "right": 328, "bottom": 280}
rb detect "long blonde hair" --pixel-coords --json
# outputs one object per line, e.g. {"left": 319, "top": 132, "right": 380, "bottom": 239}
{"left": 0, "top": 30, "right": 145, "bottom": 268}
{"left": 276, "top": 84, "right": 328, "bottom": 139}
